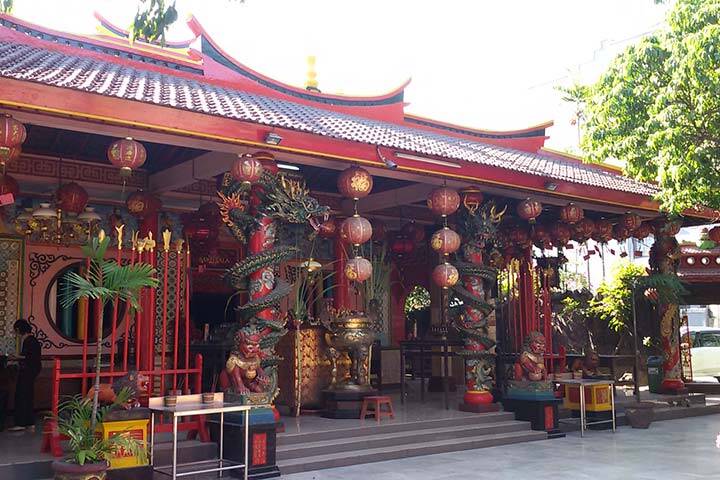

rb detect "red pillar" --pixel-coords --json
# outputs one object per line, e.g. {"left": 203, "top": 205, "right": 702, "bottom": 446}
{"left": 518, "top": 248, "right": 536, "bottom": 339}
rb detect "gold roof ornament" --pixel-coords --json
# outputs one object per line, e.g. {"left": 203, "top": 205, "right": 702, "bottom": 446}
{"left": 305, "top": 55, "right": 319, "bottom": 92}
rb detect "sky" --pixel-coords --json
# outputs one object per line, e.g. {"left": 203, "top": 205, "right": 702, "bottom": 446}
{"left": 10, "top": 0, "right": 672, "bottom": 152}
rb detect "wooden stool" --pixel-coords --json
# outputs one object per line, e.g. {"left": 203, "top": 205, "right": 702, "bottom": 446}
{"left": 360, "top": 396, "right": 395, "bottom": 422}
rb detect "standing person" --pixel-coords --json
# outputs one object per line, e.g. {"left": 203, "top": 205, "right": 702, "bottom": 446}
{"left": 8, "top": 319, "right": 41, "bottom": 432}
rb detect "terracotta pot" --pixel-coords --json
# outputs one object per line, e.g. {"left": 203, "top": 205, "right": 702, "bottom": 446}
{"left": 625, "top": 402, "right": 655, "bottom": 429}
{"left": 52, "top": 460, "right": 108, "bottom": 480}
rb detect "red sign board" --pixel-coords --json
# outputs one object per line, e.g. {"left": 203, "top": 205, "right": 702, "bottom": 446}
{"left": 0, "top": 193, "right": 13, "bottom": 206}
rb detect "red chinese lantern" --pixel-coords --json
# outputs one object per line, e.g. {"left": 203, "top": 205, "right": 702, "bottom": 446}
{"left": 430, "top": 227, "right": 461, "bottom": 255}
{"left": 621, "top": 212, "right": 641, "bottom": 231}
{"left": 0, "top": 174, "right": 19, "bottom": 198}
{"left": 318, "top": 218, "right": 338, "bottom": 239}
{"left": 340, "top": 215, "right": 372, "bottom": 245}
{"left": 517, "top": 198, "right": 542, "bottom": 224}
{"left": 0, "top": 114, "right": 26, "bottom": 168}
{"left": 572, "top": 218, "right": 595, "bottom": 242}
{"left": 708, "top": 226, "right": 720, "bottom": 243}
{"left": 345, "top": 256, "right": 372, "bottom": 282}
{"left": 508, "top": 225, "right": 530, "bottom": 248}
{"left": 427, "top": 187, "right": 460, "bottom": 217}
{"left": 633, "top": 222, "right": 653, "bottom": 240}
{"left": 56, "top": 182, "right": 89, "bottom": 215}
{"left": 391, "top": 236, "right": 414, "bottom": 256}
{"left": 593, "top": 219, "right": 614, "bottom": 243}
{"left": 401, "top": 221, "right": 425, "bottom": 243}
{"left": 531, "top": 224, "right": 552, "bottom": 249}
{"left": 253, "top": 151, "right": 278, "bottom": 175}
{"left": 432, "top": 262, "right": 459, "bottom": 289}
{"left": 126, "top": 190, "right": 162, "bottom": 219}
{"left": 460, "top": 187, "right": 484, "bottom": 214}
{"left": 107, "top": 137, "right": 147, "bottom": 177}
{"left": 551, "top": 223, "right": 572, "bottom": 247}
{"left": 560, "top": 203, "right": 584, "bottom": 224}
{"left": 337, "top": 166, "right": 373, "bottom": 200}
{"left": 370, "top": 218, "right": 386, "bottom": 242}
{"left": 614, "top": 224, "right": 631, "bottom": 242}
{"left": 231, "top": 154, "right": 264, "bottom": 184}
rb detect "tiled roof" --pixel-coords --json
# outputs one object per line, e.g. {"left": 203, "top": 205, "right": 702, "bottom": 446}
{"left": 0, "top": 40, "right": 658, "bottom": 197}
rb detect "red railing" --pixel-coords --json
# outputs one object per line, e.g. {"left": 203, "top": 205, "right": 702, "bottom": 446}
{"left": 42, "top": 355, "right": 206, "bottom": 457}
{"left": 41, "top": 234, "right": 205, "bottom": 457}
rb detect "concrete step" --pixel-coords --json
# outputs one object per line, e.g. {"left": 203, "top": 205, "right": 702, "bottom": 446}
{"left": 0, "top": 459, "right": 53, "bottom": 480}
{"left": 277, "top": 411, "right": 516, "bottom": 446}
{"left": 278, "top": 420, "right": 530, "bottom": 460}
{"left": 278, "top": 430, "right": 548, "bottom": 475}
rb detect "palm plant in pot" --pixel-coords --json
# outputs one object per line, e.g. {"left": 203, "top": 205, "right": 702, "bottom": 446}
{"left": 53, "top": 389, "right": 147, "bottom": 479}
{"left": 55, "top": 231, "right": 157, "bottom": 479}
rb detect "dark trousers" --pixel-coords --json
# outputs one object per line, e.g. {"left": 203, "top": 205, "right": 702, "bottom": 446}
{"left": 0, "top": 389, "right": 7, "bottom": 430}
{"left": 14, "top": 371, "right": 38, "bottom": 427}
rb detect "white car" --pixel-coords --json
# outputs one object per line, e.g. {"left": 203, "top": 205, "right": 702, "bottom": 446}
{"left": 682, "top": 327, "right": 720, "bottom": 379}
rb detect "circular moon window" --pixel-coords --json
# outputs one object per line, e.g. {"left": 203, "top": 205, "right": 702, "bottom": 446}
{"left": 45, "top": 262, "right": 127, "bottom": 342}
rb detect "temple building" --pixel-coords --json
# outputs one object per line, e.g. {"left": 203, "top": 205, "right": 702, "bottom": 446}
{"left": 0, "top": 11, "right": 716, "bottom": 479}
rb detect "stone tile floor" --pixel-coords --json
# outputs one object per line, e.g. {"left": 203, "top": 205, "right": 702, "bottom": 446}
{"left": 282, "top": 415, "right": 720, "bottom": 480}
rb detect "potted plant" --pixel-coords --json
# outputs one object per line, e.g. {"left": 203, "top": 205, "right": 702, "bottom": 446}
{"left": 55, "top": 231, "right": 157, "bottom": 478}
{"left": 52, "top": 389, "right": 147, "bottom": 479}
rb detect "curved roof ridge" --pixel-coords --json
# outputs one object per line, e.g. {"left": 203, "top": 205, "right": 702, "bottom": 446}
{"left": 0, "top": 12, "right": 202, "bottom": 72}
{"left": 93, "top": 11, "right": 197, "bottom": 49}
{"left": 186, "top": 15, "right": 409, "bottom": 106}
{"left": 405, "top": 113, "right": 553, "bottom": 137}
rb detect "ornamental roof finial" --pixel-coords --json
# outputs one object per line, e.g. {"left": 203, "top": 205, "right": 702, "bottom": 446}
{"left": 305, "top": 55, "right": 320, "bottom": 93}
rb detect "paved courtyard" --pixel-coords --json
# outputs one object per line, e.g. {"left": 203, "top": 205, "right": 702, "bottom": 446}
{"left": 283, "top": 415, "right": 720, "bottom": 480}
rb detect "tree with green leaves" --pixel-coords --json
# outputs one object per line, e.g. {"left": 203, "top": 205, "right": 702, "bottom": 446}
{"left": 131, "top": 0, "right": 178, "bottom": 44}
{"left": 591, "top": 262, "right": 647, "bottom": 335}
{"left": 61, "top": 233, "right": 157, "bottom": 430}
{"left": 577, "top": 0, "right": 720, "bottom": 212}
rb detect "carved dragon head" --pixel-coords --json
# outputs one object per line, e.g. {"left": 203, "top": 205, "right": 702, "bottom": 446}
{"left": 262, "top": 174, "right": 330, "bottom": 230}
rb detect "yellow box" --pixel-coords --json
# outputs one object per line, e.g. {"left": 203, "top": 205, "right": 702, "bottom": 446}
{"left": 563, "top": 384, "right": 612, "bottom": 412}
{"left": 99, "top": 419, "right": 149, "bottom": 469}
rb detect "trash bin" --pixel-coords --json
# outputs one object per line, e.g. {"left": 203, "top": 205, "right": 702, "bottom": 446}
{"left": 647, "top": 356, "right": 664, "bottom": 394}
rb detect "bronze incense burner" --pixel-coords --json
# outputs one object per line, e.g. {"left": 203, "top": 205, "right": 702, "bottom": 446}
{"left": 324, "top": 313, "right": 376, "bottom": 391}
